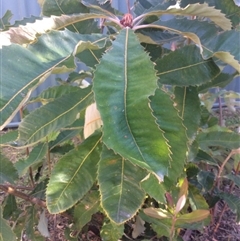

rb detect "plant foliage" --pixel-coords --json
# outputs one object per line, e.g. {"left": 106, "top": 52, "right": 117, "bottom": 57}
{"left": 0, "top": 0, "right": 240, "bottom": 240}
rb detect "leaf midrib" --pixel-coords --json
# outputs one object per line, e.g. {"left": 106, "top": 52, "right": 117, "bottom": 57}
{"left": 25, "top": 90, "right": 93, "bottom": 144}
{"left": 50, "top": 136, "right": 101, "bottom": 208}
{"left": 123, "top": 28, "right": 145, "bottom": 162}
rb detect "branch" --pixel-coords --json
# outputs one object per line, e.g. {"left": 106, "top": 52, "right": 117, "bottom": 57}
{"left": 0, "top": 184, "right": 46, "bottom": 208}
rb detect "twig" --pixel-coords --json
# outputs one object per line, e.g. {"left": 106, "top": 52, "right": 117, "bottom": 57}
{"left": 217, "top": 151, "right": 233, "bottom": 188}
{"left": 0, "top": 184, "right": 46, "bottom": 207}
{"left": 46, "top": 137, "right": 51, "bottom": 176}
{"left": 217, "top": 89, "right": 223, "bottom": 126}
{"left": 212, "top": 148, "right": 240, "bottom": 236}
{"left": 4, "top": 183, "right": 33, "bottom": 191}
{"left": 126, "top": 0, "right": 131, "bottom": 14}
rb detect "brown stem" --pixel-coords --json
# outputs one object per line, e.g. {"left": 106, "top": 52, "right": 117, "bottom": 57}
{"left": 126, "top": 0, "right": 131, "bottom": 14}
{"left": 170, "top": 215, "right": 177, "bottom": 241}
{"left": 217, "top": 149, "right": 240, "bottom": 186}
{"left": 212, "top": 203, "right": 227, "bottom": 235}
{"left": 29, "top": 167, "right": 35, "bottom": 187}
{"left": 212, "top": 148, "right": 240, "bottom": 236}
{"left": 217, "top": 151, "right": 233, "bottom": 188}
{"left": 0, "top": 184, "right": 46, "bottom": 208}
{"left": 46, "top": 137, "right": 51, "bottom": 176}
{"left": 213, "top": 165, "right": 239, "bottom": 235}
{"left": 4, "top": 183, "right": 33, "bottom": 191}
{"left": 26, "top": 147, "right": 34, "bottom": 187}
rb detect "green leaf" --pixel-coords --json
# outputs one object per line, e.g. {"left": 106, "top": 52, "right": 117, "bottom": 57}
{"left": 175, "top": 210, "right": 210, "bottom": 227}
{"left": 180, "top": 0, "right": 240, "bottom": 28}
{"left": 42, "top": 0, "right": 89, "bottom": 16}
{"left": 137, "top": 29, "right": 179, "bottom": 46}
{"left": 0, "top": 153, "right": 18, "bottom": 184}
{"left": 2, "top": 195, "right": 18, "bottom": 220}
{"left": 74, "top": 190, "right": 100, "bottom": 230}
{"left": 93, "top": 28, "right": 170, "bottom": 177}
{"left": 49, "top": 129, "right": 81, "bottom": 150}
{"left": 46, "top": 131, "right": 102, "bottom": 214}
{"left": 142, "top": 43, "right": 163, "bottom": 61}
{"left": 148, "top": 18, "right": 239, "bottom": 71}
{"left": 136, "top": 3, "right": 232, "bottom": 30}
{"left": 74, "top": 35, "right": 111, "bottom": 68}
{"left": 41, "top": 0, "right": 103, "bottom": 34}
{"left": 14, "top": 143, "right": 48, "bottom": 177}
{"left": 194, "top": 149, "right": 217, "bottom": 166}
{"left": 180, "top": 209, "right": 209, "bottom": 224}
{"left": 141, "top": 173, "right": 166, "bottom": 204}
{"left": 18, "top": 87, "right": 93, "bottom": 146}
{"left": 0, "top": 30, "right": 87, "bottom": 130}
{"left": 140, "top": 210, "right": 172, "bottom": 238}
{"left": 198, "top": 71, "right": 238, "bottom": 93}
{"left": 98, "top": 147, "right": 146, "bottom": 223}
{"left": 211, "top": 0, "right": 240, "bottom": 28}
{"left": 223, "top": 173, "right": 240, "bottom": 187}
{"left": 101, "top": 219, "right": 124, "bottom": 241}
{"left": 174, "top": 86, "right": 201, "bottom": 141}
{"left": 0, "top": 13, "right": 100, "bottom": 46}
{"left": 197, "top": 131, "right": 240, "bottom": 150}
{"left": 156, "top": 45, "right": 220, "bottom": 86}
{"left": 0, "top": 10, "right": 12, "bottom": 30}
{"left": 150, "top": 88, "right": 188, "bottom": 182}
{"left": 0, "top": 207, "right": 16, "bottom": 241}
{"left": 197, "top": 171, "right": 215, "bottom": 192}
{"left": 0, "top": 130, "right": 18, "bottom": 146}
{"left": 31, "top": 179, "right": 48, "bottom": 200}
{"left": 30, "top": 85, "right": 81, "bottom": 104}
{"left": 73, "top": 37, "right": 108, "bottom": 56}
{"left": 12, "top": 16, "right": 42, "bottom": 28}
{"left": 143, "top": 207, "right": 172, "bottom": 220}
{"left": 25, "top": 206, "right": 43, "bottom": 241}
{"left": 202, "top": 30, "right": 240, "bottom": 68}
{"left": 218, "top": 192, "right": 240, "bottom": 222}
{"left": 82, "top": 0, "right": 119, "bottom": 18}
{"left": 188, "top": 185, "right": 209, "bottom": 210}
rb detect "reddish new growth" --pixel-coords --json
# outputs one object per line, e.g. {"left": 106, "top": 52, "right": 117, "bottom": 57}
{"left": 120, "top": 13, "right": 133, "bottom": 28}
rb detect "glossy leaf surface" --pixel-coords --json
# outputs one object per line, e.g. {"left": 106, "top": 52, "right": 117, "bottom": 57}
{"left": 141, "top": 173, "right": 166, "bottom": 204}
{"left": 156, "top": 45, "right": 220, "bottom": 86}
{"left": 46, "top": 131, "right": 102, "bottom": 213}
{"left": 14, "top": 143, "right": 48, "bottom": 177}
{"left": 98, "top": 147, "right": 146, "bottom": 223}
{"left": 197, "top": 131, "right": 240, "bottom": 150}
{"left": 18, "top": 87, "right": 93, "bottom": 145}
{"left": 150, "top": 88, "right": 188, "bottom": 182}
{"left": 174, "top": 86, "right": 201, "bottom": 141}
{"left": 137, "top": 3, "right": 232, "bottom": 30}
{"left": 149, "top": 18, "right": 239, "bottom": 71}
{"left": 94, "top": 28, "right": 170, "bottom": 177}
{"left": 0, "top": 30, "right": 101, "bottom": 130}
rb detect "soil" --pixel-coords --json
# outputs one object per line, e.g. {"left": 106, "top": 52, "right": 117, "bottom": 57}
{"left": 1, "top": 108, "right": 240, "bottom": 241}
